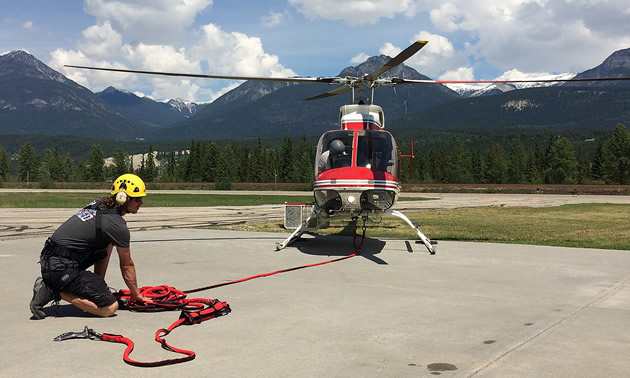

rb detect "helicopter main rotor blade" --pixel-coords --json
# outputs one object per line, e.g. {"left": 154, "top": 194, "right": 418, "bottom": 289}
{"left": 389, "top": 77, "right": 630, "bottom": 85}
{"left": 64, "top": 65, "right": 330, "bottom": 84}
{"left": 304, "top": 85, "right": 352, "bottom": 101}
{"left": 364, "top": 40, "right": 428, "bottom": 82}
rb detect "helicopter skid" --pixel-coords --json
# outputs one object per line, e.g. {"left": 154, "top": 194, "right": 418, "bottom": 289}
{"left": 386, "top": 210, "right": 436, "bottom": 254}
{"left": 276, "top": 210, "right": 319, "bottom": 251}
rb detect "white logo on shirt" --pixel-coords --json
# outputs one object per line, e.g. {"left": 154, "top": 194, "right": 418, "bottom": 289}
{"left": 75, "top": 209, "right": 97, "bottom": 222}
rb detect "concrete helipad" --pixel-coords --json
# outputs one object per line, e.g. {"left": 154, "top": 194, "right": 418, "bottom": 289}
{"left": 2, "top": 228, "right": 630, "bottom": 377}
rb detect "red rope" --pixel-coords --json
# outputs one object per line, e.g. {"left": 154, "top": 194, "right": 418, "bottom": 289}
{"left": 184, "top": 251, "right": 359, "bottom": 294}
{"left": 99, "top": 245, "right": 364, "bottom": 367}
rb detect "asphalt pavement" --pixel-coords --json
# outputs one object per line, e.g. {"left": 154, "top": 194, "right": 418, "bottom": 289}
{"left": 2, "top": 227, "right": 630, "bottom": 377}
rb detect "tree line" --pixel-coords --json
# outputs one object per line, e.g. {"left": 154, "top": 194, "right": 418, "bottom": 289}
{"left": 1, "top": 123, "right": 630, "bottom": 187}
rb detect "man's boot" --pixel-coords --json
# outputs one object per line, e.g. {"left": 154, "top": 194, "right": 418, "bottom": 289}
{"left": 30, "top": 277, "right": 53, "bottom": 320}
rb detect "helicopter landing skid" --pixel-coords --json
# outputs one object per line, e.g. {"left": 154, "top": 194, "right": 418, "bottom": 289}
{"left": 275, "top": 226, "right": 306, "bottom": 251}
{"left": 276, "top": 211, "right": 318, "bottom": 251}
{"left": 387, "top": 210, "right": 437, "bottom": 255}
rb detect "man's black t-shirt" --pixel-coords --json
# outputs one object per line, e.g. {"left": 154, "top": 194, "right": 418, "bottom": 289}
{"left": 51, "top": 200, "right": 130, "bottom": 253}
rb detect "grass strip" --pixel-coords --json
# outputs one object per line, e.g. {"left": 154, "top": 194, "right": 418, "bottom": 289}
{"left": 224, "top": 203, "right": 630, "bottom": 251}
{"left": 0, "top": 192, "right": 315, "bottom": 208}
{"left": 0, "top": 192, "right": 429, "bottom": 208}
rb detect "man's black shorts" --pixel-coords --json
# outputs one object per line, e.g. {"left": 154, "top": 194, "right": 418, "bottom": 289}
{"left": 63, "top": 270, "right": 117, "bottom": 307}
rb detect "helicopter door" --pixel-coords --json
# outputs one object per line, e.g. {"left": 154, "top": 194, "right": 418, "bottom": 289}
{"left": 356, "top": 130, "right": 397, "bottom": 175}
{"left": 315, "top": 130, "right": 354, "bottom": 173}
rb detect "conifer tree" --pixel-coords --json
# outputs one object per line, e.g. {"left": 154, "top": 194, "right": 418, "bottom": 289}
{"left": 112, "top": 147, "right": 130, "bottom": 178}
{"left": 0, "top": 147, "right": 9, "bottom": 180}
{"left": 280, "top": 137, "right": 295, "bottom": 182}
{"left": 215, "top": 144, "right": 233, "bottom": 189}
{"left": 446, "top": 138, "right": 472, "bottom": 183}
{"left": 251, "top": 137, "right": 265, "bottom": 183}
{"left": 525, "top": 152, "right": 542, "bottom": 184}
{"left": 128, "top": 155, "right": 135, "bottom": 174}
{"left": 427, "top": 149, "right": 446, "bottom": 182}
{"left": 603, "top": 123, "right": 630, "bottom": 184}
{"left": 87, "top": 144, "right": 105, "bottom": 182}
{"left": 238, "top": 143, "right": 251, "bottom": 182}
{"left": 545, "top": 137, "right": 578, "bottom": 184}
{"left": 507, "top": 138, "right": 528, "bottom": 183}
{"left": 62, "top": 153, "right": 74, "bottom": 182}
{"left": 484, "top": 142, "right": 507, "bottom": 184}
{"left": 591, "top": 141, "right": 605, "bottom": 182}
{"left": 471, "top": 150, "right": 485, "bottom": 183}
{"left": 199, "top": 142, "right": 218, "bottom": 182}
{"left": 145, "top": 145, "right": 156, "bottom": 182}
{"left": 18, "top": 142, "right": 40, "bottom": 182}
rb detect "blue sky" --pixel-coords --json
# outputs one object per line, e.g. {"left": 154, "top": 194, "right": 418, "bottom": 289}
{"left": 2, "top": 0, "right": 630, "bottom": 102}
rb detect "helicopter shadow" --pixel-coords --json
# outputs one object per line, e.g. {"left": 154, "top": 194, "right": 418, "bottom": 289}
{"left": 288, "top": 230, "right": 388, "bottom": 265}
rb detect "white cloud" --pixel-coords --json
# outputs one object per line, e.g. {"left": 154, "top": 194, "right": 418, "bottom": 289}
{"left": 48, "top": 48, "right": 134, "bottom": 90}
{"left": 190, "top": 23, "right": 296, "bottom": 78}
{"left": 49, "top": 16, "right": 296, "bottom": 102}
{"left": 379, "top": 42, "right": 401, "bottom": 58}
{"left": 83, "top": 0, "right": 213, "bottom": 43}
{"left": 351, "top": 53, "right": 370, "bottom": 64}
{"left": 120, "top": 43, "right": 202, "bottom": 100}
{"left": 78, "top": 22, "right": 122, "bottom": 59}
{"left": 429, "top": 3, "right": 461, "bottom": 32}
{"left": 287, "top": 0, "right": 630, "bottom": 74}
{"left": 261, "top": 11, "right": 288, "bottom": 28}
{"left": 400, "top": 31, "right": 466, "bottom": 77}
{"left": 419, "top": 0, "right": 630, "bottom": 73}
{"left": 23, "top": 21, "right": 33, "bottom": 30}
{"left": 438, "top": 66, "right": 474, "bottom": 81}
{"left": 288, "top": 0, "right": 419, "bottom": 25}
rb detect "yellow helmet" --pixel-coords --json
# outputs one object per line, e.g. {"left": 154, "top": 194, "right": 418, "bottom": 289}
{"left": 111, "top": 174, "right": 147, "bottom": 198}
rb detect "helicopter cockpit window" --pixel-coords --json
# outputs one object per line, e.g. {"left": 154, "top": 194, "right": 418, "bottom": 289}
{"left": 356, "top": 130, "right": 397, "bottom": 175}
{"left": 316, "top": 131, "right": 354, "bottom": 173}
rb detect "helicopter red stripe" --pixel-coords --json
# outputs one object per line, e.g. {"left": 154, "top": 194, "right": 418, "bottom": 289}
{"left": 314, "top": 179, "right": 400, "bottom": 191}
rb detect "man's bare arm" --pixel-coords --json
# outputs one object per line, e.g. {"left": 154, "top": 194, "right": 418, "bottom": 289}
{"left": 116, "top": 246, "right": 148, "bottom": 303}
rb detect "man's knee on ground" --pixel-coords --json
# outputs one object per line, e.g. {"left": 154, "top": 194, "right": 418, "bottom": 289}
{"left": 99, "top": 301, "right": 119, "bottom": 317}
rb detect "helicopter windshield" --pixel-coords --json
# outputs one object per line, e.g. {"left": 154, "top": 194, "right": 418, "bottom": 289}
{"left": 315, "top": 129, "right": 397, "bottom": 175}
{"left": 356, "top": 130, "right": 397, "bottom": 175}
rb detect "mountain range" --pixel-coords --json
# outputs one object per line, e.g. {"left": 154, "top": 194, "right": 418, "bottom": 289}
{"left": 1, "top": 47, "right": 629, "bottom": 142}
{"left": 95, "top": 86, "right": 205, "bottom": 128}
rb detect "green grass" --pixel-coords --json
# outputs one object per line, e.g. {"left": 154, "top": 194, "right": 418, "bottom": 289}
{"left": 2, "top": 192, "right": 627, "bottom": 250}
{"left": 0, "top": 192, "right": 430, "bottom": 208}
{"left": 228, "top": 203, "right": 630, "bottom": 251}
{"left": 0, "top": 192, "right": 315, "bottom": 208}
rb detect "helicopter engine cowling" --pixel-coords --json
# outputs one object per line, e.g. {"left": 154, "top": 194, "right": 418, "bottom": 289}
{"left": 314, "top": 167, "right": 399, "bottom": 216}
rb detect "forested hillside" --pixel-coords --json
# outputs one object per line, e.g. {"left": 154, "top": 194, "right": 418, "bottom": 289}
{"left": 2, "top": 123, "right": 630, "bottom": 188}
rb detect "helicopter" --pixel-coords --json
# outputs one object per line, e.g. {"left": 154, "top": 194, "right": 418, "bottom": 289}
{"left": 66, "top": 40, "right": 630, "bottom": 254}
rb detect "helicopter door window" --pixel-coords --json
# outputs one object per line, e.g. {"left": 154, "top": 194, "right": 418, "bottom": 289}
{"left": 316, "top": 131, "right": 354, "bottom": 173}
{"left": 357, "top": 130, "right": 397, "bottom": 174}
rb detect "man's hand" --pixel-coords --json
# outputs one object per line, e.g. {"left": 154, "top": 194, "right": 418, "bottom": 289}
{"left": 130, "top": 293, "right": 151, "bottom": 305}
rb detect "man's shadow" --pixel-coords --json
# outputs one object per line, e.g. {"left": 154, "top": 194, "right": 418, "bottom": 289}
{"left": 38, "top": 304, "right": 115, "bottom": 319}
